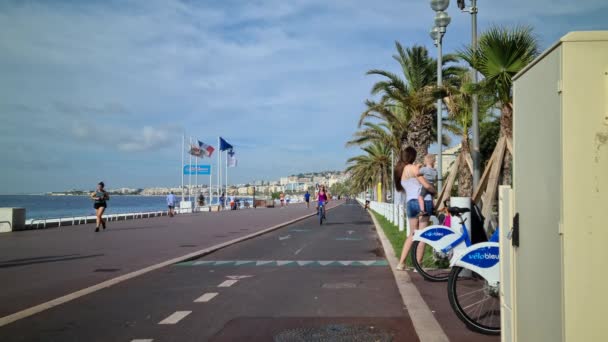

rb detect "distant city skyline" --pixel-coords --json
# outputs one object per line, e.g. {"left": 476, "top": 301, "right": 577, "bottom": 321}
{"left": 1, "top": 0, "right": 607, "bottom": 194}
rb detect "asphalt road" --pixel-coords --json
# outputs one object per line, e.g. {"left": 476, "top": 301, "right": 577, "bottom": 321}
{"left": 0, "top": 201, "right": 418, "bottom": 341}
{"left": 0, "top": 201, "right": 341, "bottom": 318}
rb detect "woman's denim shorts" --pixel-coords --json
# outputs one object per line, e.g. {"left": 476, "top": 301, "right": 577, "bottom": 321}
{"left": 406, "top": 199, "right": 421, "bottom": 218}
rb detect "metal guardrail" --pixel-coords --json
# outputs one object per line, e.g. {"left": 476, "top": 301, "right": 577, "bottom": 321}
{"left": 22, "top": 204, "right": 260, "bottom": 230}
{"left": 24, "top": 210, "right": 171, "bottom": 230}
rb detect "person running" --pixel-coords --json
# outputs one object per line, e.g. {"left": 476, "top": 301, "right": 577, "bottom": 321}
{"left": 91, "top": 181, "right": 109, "bottom": 232}
{"left": 279, "top": 192, "right": 285, "bottom": 208}
{"left": 394, "top": 147, "right": 436, "bottom": 271}
{"left": 167, "top": 191, "right": 176, "bottom": 217}
{"left": 220, "top": 192, "right": 225, "bottom": 209}
{"left": 316, "top": 185, "right": 329, "bottom": 217}
{"left": 304, "top": 191, "right": 311, "bottom": 209}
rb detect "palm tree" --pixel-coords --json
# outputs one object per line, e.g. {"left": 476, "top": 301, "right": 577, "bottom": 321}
{"left": 443, "top": 71, "right": 497, "bottom": 196}
{"left": 364, "top": 42, "right": 464, "bottom": 161}
{"left": 459, "top": 26, "right": 539, "bottom": 184}
{"left": 346, "top": 142, "right": 392, "bottom": 200}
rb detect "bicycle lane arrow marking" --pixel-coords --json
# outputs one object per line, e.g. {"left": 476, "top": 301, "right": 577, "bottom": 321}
{"left": 279, "top": 235, "right": 291, "bottom": 241}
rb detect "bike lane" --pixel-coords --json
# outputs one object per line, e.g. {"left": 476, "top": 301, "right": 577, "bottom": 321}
{"left": 0, "top": 201, "right": 419, "bottom": 341}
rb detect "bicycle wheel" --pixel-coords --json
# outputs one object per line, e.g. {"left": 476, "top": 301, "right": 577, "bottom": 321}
{"left": 447, "top": 266, "right": 501, "bottom": 335}
{"left": 319, "top": 207, "right": 323, "bottom": 225}
{"left": 410, "top": 241, "right": 452, "bottom": 282}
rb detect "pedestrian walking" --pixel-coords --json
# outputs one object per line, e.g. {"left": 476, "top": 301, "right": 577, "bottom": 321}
{"left": 198, "top": 193, "right": 205, "bottom": 207}
{"left": 220, "top": 192, "right": 225, "bottom": 209}
{"left": 394, "top": 147, "right": 436, "bottom": 271}
{"left": 304, "top": 191, "right": 311, "bottom": 209}
{"left": 279, "top": 192, "right": 285, "bottom": 208}
{"left": 167, "top": 191, "right": 177, "bottom": 217}
{"left": 91, "top": 181, "right": 109, "bottom": 232}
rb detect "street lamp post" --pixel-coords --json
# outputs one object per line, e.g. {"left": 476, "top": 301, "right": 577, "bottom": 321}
{"left": 458, "top": 0, "right": 480, "bottom": 188}
{"left": 430, "top": 0, "right": 451, "bottom": 192}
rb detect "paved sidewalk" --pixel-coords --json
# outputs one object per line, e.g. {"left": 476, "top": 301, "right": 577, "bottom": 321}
{"left": 0, "top": 201, "right": 341, "bottom": 318}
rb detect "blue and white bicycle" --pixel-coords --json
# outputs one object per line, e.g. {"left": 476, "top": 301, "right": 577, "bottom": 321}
{"left": 411, "top": 206, "right": 500, "bottom": 335}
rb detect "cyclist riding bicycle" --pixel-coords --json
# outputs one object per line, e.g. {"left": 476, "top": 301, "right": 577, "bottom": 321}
{"left": 316, "top": 185, "right": 329, "bottom": 217}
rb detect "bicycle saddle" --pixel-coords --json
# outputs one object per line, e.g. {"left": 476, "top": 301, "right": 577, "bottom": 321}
{"left": 448, "top": 206, "right": 470, "bottom": 216}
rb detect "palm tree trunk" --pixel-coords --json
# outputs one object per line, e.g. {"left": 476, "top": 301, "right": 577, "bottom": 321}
{"left": 457, "top": 135, "right": 473, "bottom": 197}
{"left": 406, "top": 112, "right": 433, "bottom": 163}
{"left": 500, "top": 103, "right": 513, "bottom": 185}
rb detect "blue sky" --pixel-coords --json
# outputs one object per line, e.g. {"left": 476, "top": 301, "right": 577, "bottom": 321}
{"left": 1, "top": 0, "right": 607, "bottom": 193}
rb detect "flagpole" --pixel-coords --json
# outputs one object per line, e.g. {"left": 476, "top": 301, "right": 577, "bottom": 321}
{"left": 189, "top": 136, "right": 193, "bottom": 202}
{"left": 181, "top": 133, "right": 185, "bottom": 202}
{"left": 209, "top": 162, "right": 212, "bottom": 207}
{"left": 225, "top": 150, "right": 228, "bottom": 208}
{"left": 217, "top": 136, "right": 221, "bottom": 208}
{"left": 195, "top": 142, "right": 198, "bottom": 208}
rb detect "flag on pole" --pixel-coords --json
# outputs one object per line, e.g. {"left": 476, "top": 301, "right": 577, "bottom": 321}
{"left": 188, "top": 143, "right": 202, "bottom": 157}
{"left": 227, "top": 150, "right": 237, "bottom": 167}
{"left": 219, "top": 137, "right": 233, "bottom": 151}
{"left": 198, "top": 140, "right": 215, "bottom": 157}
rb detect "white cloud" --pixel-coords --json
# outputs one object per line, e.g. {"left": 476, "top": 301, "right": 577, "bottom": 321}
{"left": 0, "top": 0, "right": 606, "bottom": 193}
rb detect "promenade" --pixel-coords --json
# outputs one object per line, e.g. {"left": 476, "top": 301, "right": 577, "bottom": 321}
{"left": 0, "top": 200, "right": 499, "bottom": 341}
{"left": 0, "top": 202, "right": 340, "bottom": 318}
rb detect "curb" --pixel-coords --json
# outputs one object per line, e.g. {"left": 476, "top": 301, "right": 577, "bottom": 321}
{"left": 0, "top": 202, "right": 343, "bottom": 327}
{"left": 367, "top": 206, "right": 450, "bottom": 342}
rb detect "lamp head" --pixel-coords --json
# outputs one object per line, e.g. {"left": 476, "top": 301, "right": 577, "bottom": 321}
{"left": 434, "top": 11, "right": 451, "bottom": 28}
{"left": 430, "top": 26, "right": 441, "bottom": 44}
{"left": 430, "top": 0, "right": 450, "bottom": 12}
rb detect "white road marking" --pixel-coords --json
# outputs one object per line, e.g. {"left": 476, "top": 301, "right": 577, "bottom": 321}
{"left": 359, "top": 261, "right": 376, "bottom": 266}
{"left": 193, "top": 261, "right": 214, "bottom": 265}
{"left": 294, "top": 247, "right": 304, "bottom": 255}
{"left": 214, "top": 261, "right": 233, "bottom": 265}
{"left": 158, "top": 311, "right": 192, "bottom": 325}
{"left": 279, "top": 235, "right": 291, "bottom": 240}
{"left": 0, "top": 204, "right": 344, "bottom": 328}
{"left": 319, "top": 261, "right": 334, "bottom": 266}
{"left": 218, "top": 279, "right": 238, "bottom": 287}
{"left": 131, "top": 339, "right": 153, "bottom": 342}
{"left": 255, "top": 260, "right": 274, "bottom": 266}
{"left": 297, "top": 261, "right": 314, "bottom": 266}
{"left": 194, "top": 292, "right": 218, "bottom": 303}
{"left": 347, "top": 230, "right": 355, "bottom": 235}
{"left": 235, "top": 261, "right": 254, "bottom": 265}
{"left": 276, "top": 260, "right": 293, "bottom": 266}
{"left": 339, "top": 261, "right": 353, "bottom": 266}
{"left": 227, "top": 275, "right": 253, "bottom": 280}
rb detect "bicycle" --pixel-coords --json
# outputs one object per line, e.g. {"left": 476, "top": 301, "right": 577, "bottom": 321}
{"left": 318, "top": 202, "right": 326, "bottom": 225}
{"left": 410, "top": 207, "right": 499, "bottom": 282}
{"left": 447, "top": 238, "right": 500, "bottom": 335}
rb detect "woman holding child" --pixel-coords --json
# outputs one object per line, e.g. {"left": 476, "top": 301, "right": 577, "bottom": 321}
{"left": 394, "top": 147, "right": 437, "bottom": 271}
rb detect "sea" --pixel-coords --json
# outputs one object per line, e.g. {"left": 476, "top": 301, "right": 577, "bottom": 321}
{"left": 0, "top": 195, "right": 251, "bottom": 220}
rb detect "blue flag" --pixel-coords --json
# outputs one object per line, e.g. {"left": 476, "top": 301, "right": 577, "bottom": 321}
{"left": 219, "top": 137, "right": 233, "bottom": 151}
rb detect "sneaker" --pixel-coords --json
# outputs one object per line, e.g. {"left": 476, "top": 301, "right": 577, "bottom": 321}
{"left": 95, "top": 227, "right": 99, "bottom": 232}
{"left": 395, "top": 263, "right": 405, "bottom": 271}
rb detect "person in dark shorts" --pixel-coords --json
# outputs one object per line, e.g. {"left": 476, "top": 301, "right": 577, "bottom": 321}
{"left": 90, "top": 181, "right": 109, "bottom": 232}
{"left": 304, "top": 191, "right": 311, "bottom": 209}
{"left": 167, "top": 191, "right": 177, "bottom": 217}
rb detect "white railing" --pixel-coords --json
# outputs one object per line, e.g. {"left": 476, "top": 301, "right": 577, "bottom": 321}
{"left": 356, "top": 196, "right": 407, "bottom": 234}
